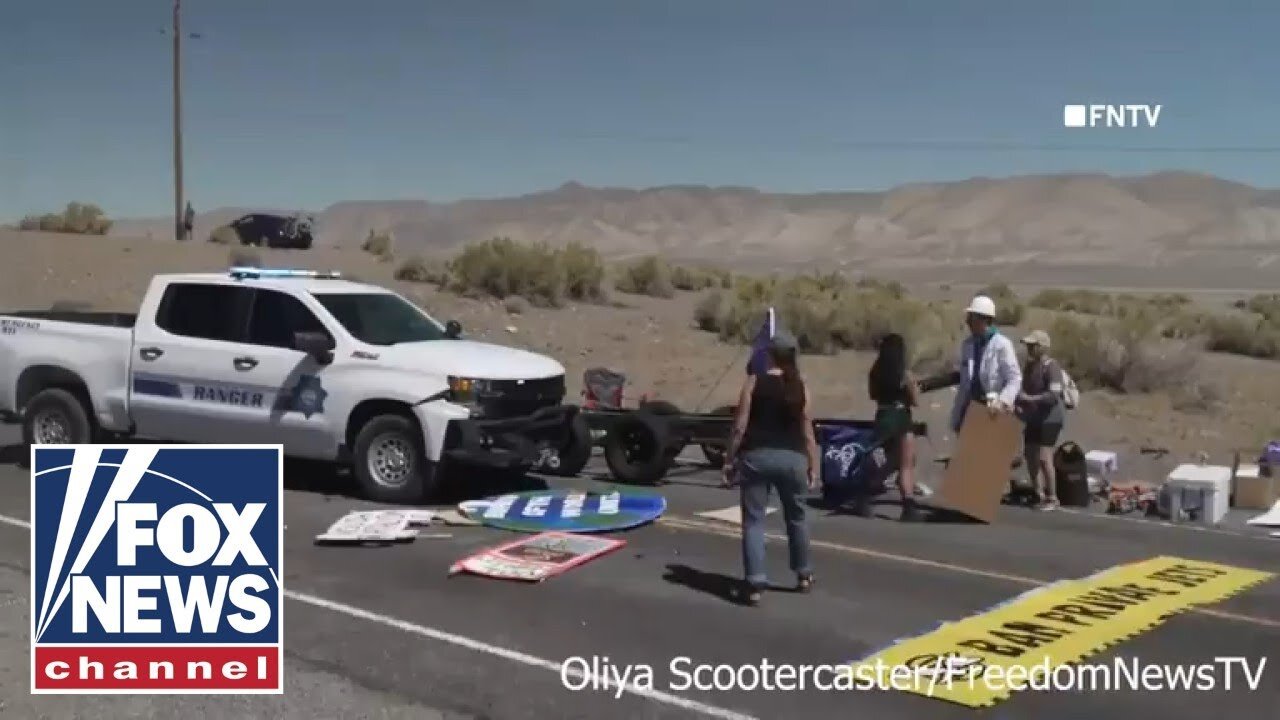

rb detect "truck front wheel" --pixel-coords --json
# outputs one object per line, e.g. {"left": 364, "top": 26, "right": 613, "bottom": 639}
{"left": 23, "top": 388, "right": 94, "bottom": 446}
{"left": 352, "top": 414, "right": 439, "bottom": 504}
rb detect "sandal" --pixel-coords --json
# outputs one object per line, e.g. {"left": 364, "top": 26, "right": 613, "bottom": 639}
{"left": 797, "top": 574, "right": 815, "bottom": 593}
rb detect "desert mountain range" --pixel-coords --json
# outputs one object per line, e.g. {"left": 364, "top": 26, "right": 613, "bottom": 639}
{"left": 110, "top": 172, "right": 1280, "bottom": 272}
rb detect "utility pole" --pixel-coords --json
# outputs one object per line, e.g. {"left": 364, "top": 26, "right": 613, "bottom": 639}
{"left": 172, "top": 0, "right": 184, "bottom": 241}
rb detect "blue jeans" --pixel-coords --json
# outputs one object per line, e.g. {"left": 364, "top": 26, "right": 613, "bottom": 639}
{"left": 739, "top": 446, "right": 812, "bottom": 588}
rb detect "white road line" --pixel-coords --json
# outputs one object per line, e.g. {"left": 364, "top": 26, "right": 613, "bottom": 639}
{"left": 0, "top": 512, "right": 756, "bottom": 720}
{"left": 1054, "top": 506, "right": 1273, "bottom": 540}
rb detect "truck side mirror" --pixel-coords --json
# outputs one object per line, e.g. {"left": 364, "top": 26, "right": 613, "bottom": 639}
{"left": 445, "top": 320, "right": 462, "bottom": 339}
{"left": 294, "top": 331, "right": 335, "bottom": 364}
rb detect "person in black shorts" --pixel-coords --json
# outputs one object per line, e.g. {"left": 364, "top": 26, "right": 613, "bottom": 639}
{"left": 857, "top": 333, "right": 923, "bottom": 521}
{"left": 1017, "top": 330, "right": 1066, "bottom": 510}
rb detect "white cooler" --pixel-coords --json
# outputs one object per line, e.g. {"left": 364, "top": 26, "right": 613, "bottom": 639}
{"left": 1164, "top": 464, "right": 1232, "bottom": 525}
{"left": 1086, "top": 450, "right": 1119, "bottom": 477}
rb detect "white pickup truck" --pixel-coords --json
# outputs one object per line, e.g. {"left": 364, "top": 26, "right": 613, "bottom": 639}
{"left": 0, "top": 267, "right": 592, "bottom": 502}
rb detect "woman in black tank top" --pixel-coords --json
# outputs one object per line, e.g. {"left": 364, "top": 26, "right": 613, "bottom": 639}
{"left": 863, "top": 333, "right": 922, "bottom": 521}
{"left": 722, "top": 330, "right": 819, "bottom": 605}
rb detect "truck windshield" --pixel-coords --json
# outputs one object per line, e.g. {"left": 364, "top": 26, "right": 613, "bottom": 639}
{"left": 313, "top": 292, "right": 448, "bottom": 345}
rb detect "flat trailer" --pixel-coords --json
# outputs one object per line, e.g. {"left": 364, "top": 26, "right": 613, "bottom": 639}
{"left": 580, "top": 401, "right": 928, "bottom": 485}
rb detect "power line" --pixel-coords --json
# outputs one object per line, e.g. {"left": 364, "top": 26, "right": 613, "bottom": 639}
{"left": 522, "top": 131, "right": 1280, "bottom": 154}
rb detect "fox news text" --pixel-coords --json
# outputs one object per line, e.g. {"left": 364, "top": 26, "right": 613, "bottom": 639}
{"left": 30, "top": 444, "right": 283, "bottom": 694}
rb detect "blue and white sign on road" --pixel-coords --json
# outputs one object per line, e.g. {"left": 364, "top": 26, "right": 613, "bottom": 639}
{"left": 458, "top": 489, "right": 666, "bottom": 533}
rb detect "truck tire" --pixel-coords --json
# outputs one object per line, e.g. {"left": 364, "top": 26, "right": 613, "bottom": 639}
{"left": 351, "top": 414, "right": 439, "bottom": 504}
{"left": 700, "top": 404, "right": 736, "bottom": 468}
{"left": 544, "top": 414, "right": 593, "bottom": 477}
{"left": 603, "top": 411, "right": 671, "bottom": 484}
{"left": 23, "top": 388, "right": 95, "bottom": 446}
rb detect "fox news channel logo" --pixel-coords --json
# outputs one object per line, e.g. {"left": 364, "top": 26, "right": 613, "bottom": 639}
{"left": 30, "top": 444, "right": 283, "bottom": 694}
{"left": 1063, "top": 104, "right": 1162, "bottom": 128}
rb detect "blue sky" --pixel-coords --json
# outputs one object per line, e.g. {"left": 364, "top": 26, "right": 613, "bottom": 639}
{"left": 3, "top": 0, "right": 1278, "bottom": 219}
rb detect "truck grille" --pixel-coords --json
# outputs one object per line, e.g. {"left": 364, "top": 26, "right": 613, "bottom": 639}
{"left": 477, "top": 375, "right": 566, "bottom": 418}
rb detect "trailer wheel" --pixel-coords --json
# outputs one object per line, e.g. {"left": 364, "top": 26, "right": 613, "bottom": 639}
{"left": 544, "top": 414, "right": 593, "bottom": 477}
{"left": 699, "top": 404, "right": 736, "bottom": 468}
{"left": 637, "top": 400, "right": 686, "bottom": 465}
{"left": 604, "top": 412, "right": 671, "bottom": 484}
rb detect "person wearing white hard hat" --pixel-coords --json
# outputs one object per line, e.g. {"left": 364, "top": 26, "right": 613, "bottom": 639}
{"left": 947, "top": 295, "right": 1022, "bottom": 435}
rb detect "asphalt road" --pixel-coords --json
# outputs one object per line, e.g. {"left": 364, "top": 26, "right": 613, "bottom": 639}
{"left": 0, "top": 429, "right": 1277, "bottom": 720}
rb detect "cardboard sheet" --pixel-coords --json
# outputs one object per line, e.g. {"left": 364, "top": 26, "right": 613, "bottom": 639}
{"left": 930, "top": 401, "right": 1022, "bottom": 523}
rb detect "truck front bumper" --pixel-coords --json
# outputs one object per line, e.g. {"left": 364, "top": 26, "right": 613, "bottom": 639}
{"left": 443, "top": 404, "right": 578, "bottom": 469}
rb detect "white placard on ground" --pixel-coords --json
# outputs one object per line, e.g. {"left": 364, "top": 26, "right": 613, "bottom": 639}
{"left": 316, "top": 510, "right": 418, "bottom": 544}
{"left": 1245, "top": 500, "right": 1280, "bottom": 527}
{"left": 696, "top": 505, "right": 776, "bottom": 525}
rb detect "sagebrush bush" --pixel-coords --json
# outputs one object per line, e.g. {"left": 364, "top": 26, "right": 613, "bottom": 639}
{"left": 670, "top": 265, "right": 726, "bottom": 292}
{"left": 693, "top": 291, "right": 725, "bottom": 332}
{"left": 977, "top": 282, "right": 1024, "bottom": 326}
{"left": 615, "top": 256, "right": 676, "bottom": 298}
{"left": 395, "top": 256, "right": 449, "bottom": 285}
{"left": 362, "top": 229, "right": 394, "bottom": 260}
{"left": 18, "top": 202, "right": 112, "bottom": 235}
{"left": 558, "top": 242, "right": 607, "bottom": 303}
{"left": 504, "top": 295, "right": 530, "bottom": 315}
{"left": 1237, "top": 293, "right": 1280, "bottom": 324}
{"left": 692, "top": 273, "right": 960, "bottom": 372}
{"left": 444, "top": 237, "right": 605, "bottom": 307}
{"left": 1165, "top": 311, "right": 1280, "bottom": 360}
{"left": 1032, "top": 288, "right": 1191, "bottom": 319}
{"left": 1030, "top": 288, "right": 1113, "bottom": 315}
{"left": 1049, "top": 313, "right": 1205, "bottom": 395}
{"left": 208, "top": 225, "right": 238, "bottom": 245}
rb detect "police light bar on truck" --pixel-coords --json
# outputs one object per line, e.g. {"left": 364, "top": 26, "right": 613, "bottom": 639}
{"left": 228, "top": 267, "right": 343, "bottom": 280}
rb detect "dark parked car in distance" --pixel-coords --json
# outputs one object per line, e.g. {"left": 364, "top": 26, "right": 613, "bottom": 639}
{"left": 230, "top": 213, "right": 315, "bottom": 249}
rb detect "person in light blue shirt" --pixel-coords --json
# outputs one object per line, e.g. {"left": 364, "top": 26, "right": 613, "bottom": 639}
{"left": 947, "top": 295, "right": 1023, "bottom": 434}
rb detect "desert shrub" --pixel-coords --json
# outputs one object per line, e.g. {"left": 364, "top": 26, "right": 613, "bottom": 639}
{"left": 395, "top": 256, "right": 449, "bottom": 285}
{"left": 208, "top": 225, "right": 239, "bottom": 245}
{"left": 1032, "top": 288, "right": 1192, "bottom": 321}
{"left": 694, "top": 275, "right": 959, "bottom": 366}
{"left": 447, "top": 237, "right": 567, "bottom": 307}
{"left": 1030, "top": 288, "right": 1113, "bottom": 315}
{"left": 229, "top": 248, "right": 261, "bottom": 267}
{"left": 1049, "top": 313, "right": 1204, "bottom": 395}
{"left": 444, "top": 237, "right": 605, "bottom": 307}
{"left": 976, "top": 282, "right": 1024, "bottom": 326}
{"left": 671, "top": 264, "right": 720, "bottom": 292}
{"left": 558, "top": 242, "right": 607, "bottom": 303}
{"left": 1236, "top": 293, "right": 1280, "bottom": 325}
{"left": 614, "top": 256, "right": 676, "bottom": 298}
{"left": 855, "top": 277, "right": 904, "bottom": 299}
{"left": 694, "top": 290, "right": 725, "bottom": 332}
{"left": 1164, "top": 311, "right": 1280, "bottom": 359}
{"left": 709, "top": 266, "right": 734, "bottom": 289}
{"left": 362, "top": 229, "right": 394, "bottom": 260}
{"left": 504, "top": 295, "right": 530, "bottom": 315}
{"left": 19, "top": 202, "right": 112, "bottom": 235}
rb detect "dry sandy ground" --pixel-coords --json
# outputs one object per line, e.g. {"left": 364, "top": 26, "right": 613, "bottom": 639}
{"left": 2, "top": 230, "right": 1276, "bottom": 484}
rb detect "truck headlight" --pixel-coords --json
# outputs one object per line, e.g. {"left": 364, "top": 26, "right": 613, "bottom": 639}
{"left": 448, "top": 376, "right": 488, "bottom": 415}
